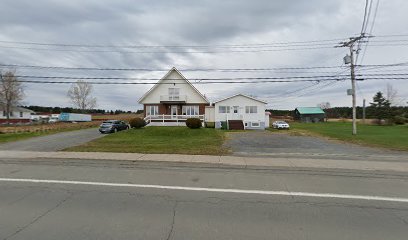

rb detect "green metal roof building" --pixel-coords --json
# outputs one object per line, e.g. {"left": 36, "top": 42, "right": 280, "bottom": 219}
{"left": 294, "top": 107, "right": 326, "bottom": 122}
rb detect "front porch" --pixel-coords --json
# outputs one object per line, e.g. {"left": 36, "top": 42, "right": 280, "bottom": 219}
{"left": 144, "top": 114, "right": 205, "bottom": 126}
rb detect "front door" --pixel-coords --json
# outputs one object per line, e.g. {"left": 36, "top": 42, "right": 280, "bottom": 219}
{"left": 171, "top": 105, "right": 178, "bottom": 119}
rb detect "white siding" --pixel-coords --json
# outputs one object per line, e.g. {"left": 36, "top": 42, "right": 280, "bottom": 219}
{"left": 0, "top": 111, "right": 31, "bottom": 120}
{"left": 139, "top": 71, "right": 208, "bottom": 104}
{"left": 205, "top": 106, "right": 215, "bottom": 122}
{"left": 265, "top": 113, "right": 270, "bottom": 128}
{"left": 214, "top": 95, "right": 265, "bottom": 124}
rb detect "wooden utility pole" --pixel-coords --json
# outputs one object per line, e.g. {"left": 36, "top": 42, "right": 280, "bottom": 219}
{"left": 336, "top": 35, "right": 366, "bottom": 135}
{"left": 349, "top": 43, "right": 357, "bottom": 135}
{"left": 362, "top": 98, "right": 366, "bottom": 124}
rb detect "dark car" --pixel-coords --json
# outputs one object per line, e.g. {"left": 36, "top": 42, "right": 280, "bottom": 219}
{"left": 99, "top": 120, "right": 129, "bottom": 133}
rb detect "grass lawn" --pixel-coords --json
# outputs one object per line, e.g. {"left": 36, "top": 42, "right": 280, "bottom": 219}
{"left": 0, "top": 131, "right": 54, "bottom": 143}
{"left": 276, "top": 122, "right": 408, "bottom": 151}
{"left": 65, "top": 126, "right": 227, "bottom": 155}
{"left": 0, "top": 125, "right": 98, "bottom": 144}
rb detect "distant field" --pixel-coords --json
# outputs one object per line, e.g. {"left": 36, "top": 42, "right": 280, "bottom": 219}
{"left": 65, "top": 126, "right": 227, "bottom": 155}
{"left": 92, "top": 114, "right": 143, "bottom": 121}
{"left": 281, "top": 122, "right": 408, "bottom": 151}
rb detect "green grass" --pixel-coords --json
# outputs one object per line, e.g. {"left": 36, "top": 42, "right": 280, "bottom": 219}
{"left": 273, "top": 122, "right": 408, "bottom": 151}
{"left": 0, "top": 131, "right": 52, "bottom": 143}
{"left": 65, "top": 127, "right": 228, "bottom": 155}
{"left": 0, "top": 126, "right": 98, "bottom": 144}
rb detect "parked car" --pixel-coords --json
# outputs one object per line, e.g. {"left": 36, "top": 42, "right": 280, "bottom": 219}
{"left": 99, "top": 120, "right": 129, "bottom": 133}
{"left": 272, "top": 121, "right": 290, "bottom": 129}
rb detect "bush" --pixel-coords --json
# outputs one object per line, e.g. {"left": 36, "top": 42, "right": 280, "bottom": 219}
{"left": 185, "top": 118, "right": 202, "bottom": 129}
{"left": 129, "top": 117, "right": 146, "bottom": 128}
{"left": 393, "top": 116, "right": 407, "bottom": 125}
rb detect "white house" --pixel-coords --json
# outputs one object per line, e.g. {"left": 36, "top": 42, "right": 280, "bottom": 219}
{"left": 206, "top": 94, "right": 269, "bottom": 130}
{"left": 138, "top": 67, "right": 209, "bottom": 125}
{"left": 0, "top": 106, "right": 34, "bottom": 124}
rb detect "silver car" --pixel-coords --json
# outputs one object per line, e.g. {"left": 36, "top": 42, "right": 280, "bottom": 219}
{"left": 272, "top": 121, "right": 290, "bottom": 129}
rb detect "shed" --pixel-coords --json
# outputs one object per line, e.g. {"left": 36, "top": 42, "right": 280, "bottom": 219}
{"left": 294, "top": 107, "right": 325, "bottom": 123}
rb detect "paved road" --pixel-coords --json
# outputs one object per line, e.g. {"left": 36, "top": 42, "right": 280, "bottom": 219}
{"left": 224, "top": 131, "right": 408, "bottom": 160}
{"left": 0, "top": 128, "right": 105, "bottom": 152}
{"left": 0, "top": 158, "right": 407, "bottom": 239}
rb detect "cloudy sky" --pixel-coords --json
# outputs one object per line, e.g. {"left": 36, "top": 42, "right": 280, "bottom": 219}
{"left": 0, "top": 0, "right": 407, "bottom": 111}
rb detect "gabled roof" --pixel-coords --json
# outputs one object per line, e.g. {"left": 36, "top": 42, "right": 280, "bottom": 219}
{"left": 295, "top": 107, "right": 325, "bottom": 114}
{"left": 0, "top": 106, "right": 34, "bottom": 113}
{"left": 213, "top": 93, "right": 267, "bottom": 104}
{"left": 138, "top": 67, "right": 208, "bottom": 103}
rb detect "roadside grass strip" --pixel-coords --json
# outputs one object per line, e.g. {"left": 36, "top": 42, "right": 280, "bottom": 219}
{"left": 1, "top": 178, "right": 408, "bottom": 203}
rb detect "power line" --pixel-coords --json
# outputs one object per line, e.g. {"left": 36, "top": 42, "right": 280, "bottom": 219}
{"left": 13, "top": 75, "right": 352, "bottom": 81}
{"left": 0, "top": 63, "right": 347, "bottom": 71}
{"left": 0, "top": 38, "right": 344, "bottom": 48}
{"left": 0, "top": 45, "right": 337, "bottom": 53}
{"left": 17, "top": 79, "right": 349, "bottom": 84}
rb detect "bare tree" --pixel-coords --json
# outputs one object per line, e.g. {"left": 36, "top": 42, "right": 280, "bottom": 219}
{"left": 0, "top": 70, "right": 25, "bottom": 124}
{"left": 67, "top": 80, "right": 97, "bottom": 111}
{"left": 386, "top": 83, "right": 398, "bottom": 106}
{"left": 317, "top": 102, "right": 331, "bottom": 109}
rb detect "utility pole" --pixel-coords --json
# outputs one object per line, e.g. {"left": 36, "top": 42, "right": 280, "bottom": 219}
{"left": 362, "top": 98, "right": 366, "bottom": 124}
{"left": 336, "top": 35, "right": 366, "bottom": 135}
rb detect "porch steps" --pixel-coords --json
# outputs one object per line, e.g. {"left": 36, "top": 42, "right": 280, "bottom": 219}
{"left": 228, "top": 120, "right": 244, "bottom": 130}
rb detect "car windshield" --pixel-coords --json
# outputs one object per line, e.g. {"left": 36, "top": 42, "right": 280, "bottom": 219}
{"left": 277, "top": 121, "right": 287, "bottom": 124}
{"left": 102, "top": 121, "right": 116, "bottom": 125}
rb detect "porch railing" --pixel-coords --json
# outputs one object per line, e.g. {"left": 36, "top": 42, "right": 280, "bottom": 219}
{"left": 144, "top": 114, "right": 204, "bottom": 125}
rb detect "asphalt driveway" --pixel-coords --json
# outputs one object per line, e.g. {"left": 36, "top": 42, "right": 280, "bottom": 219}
{"left": 224, "top": 131, "right": 408, "bottom": 160}
{"left": 0, "top": 128, "right": 105, "bottom": 152}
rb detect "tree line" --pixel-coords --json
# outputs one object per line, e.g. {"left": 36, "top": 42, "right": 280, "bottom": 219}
{"left": 21, "top": 106, "right": 135, "bottom": 115}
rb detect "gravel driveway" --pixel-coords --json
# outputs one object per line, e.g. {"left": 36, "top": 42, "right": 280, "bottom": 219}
{"left": 224, "top": 131, "right": 408, "bottom": 160}
{"left": 0, "top": 128, "right": 105, "bottom": 152}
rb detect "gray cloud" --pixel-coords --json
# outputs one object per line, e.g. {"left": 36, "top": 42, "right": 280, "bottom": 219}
{"left": 0, "top": 0, "right": 407, "bottom": 110}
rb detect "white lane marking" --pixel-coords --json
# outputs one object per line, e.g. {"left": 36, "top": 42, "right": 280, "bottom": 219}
{"left": 0, "top": 177, "right": 407, "bottom": 203}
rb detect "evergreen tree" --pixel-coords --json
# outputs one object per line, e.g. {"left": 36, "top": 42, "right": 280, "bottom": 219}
{"left": 370, "top": 91, "right": 391, "bottom": 124}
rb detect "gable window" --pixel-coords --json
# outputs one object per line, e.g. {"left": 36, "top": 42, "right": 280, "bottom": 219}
{"left": 233, "top": 106, "right": 239, "bottom": 113}
{"left": 219, "top": 106, "right": 230, "bottom": 113}
{"left": 147, "top": 105, "right": 159, "bottom": 116}
{"left": 168, "top": 88, "right": 180, "bottom": 100}
{"left": 245, "top": 106, "right": 257, "bottom": 114}
{"left": 20, "top": 112, "right": 23, "bottom": 118}
{"left": 182, "top": 105, "right": 199, "bottom": 115}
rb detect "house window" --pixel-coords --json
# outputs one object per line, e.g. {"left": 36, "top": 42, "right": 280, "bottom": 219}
{"left": 233, "top": 106, "right": 239, "bottom": 113}
{"left": 147, "top": 105, "right": 159, "bottom": 116}
{"left": 2, "top": 111, "right": 5, "bottom": 117}
{"left": 9, "top": 111, "right": 14, "bottom": 117}
{"left": 251, "top": 122, "right": 260, "bottom": 127}
{"left": 20, "top": 112, "right": 23, "bottom": 118}
{"left": 182, "top": 105, "right": 199, "bottom": 115}
{"left": 219, "top": 106, "right": 230, "bottom": 113}
{"left": 168, "top": 88, "right": 180, "bottom": 100}
{"left": 245, "top": 106, "right": 257, "bottom": 114}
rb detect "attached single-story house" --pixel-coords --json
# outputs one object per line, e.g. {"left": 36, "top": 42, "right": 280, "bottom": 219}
{"left": 138, "top": 67, "right": 209, "bottom": 126}
{"left": 0, "top": 106, "right": 34, "bottom": 124}
{"left": 294, "top": 107, "right": 325, "bottom": 123}
{"left": 205, "top": 94, "right": 269, "bottom": 130}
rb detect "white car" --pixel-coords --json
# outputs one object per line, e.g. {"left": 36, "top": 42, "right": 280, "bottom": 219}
{"left": 272, "top": 121, "right": 290, "bottom": 129}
